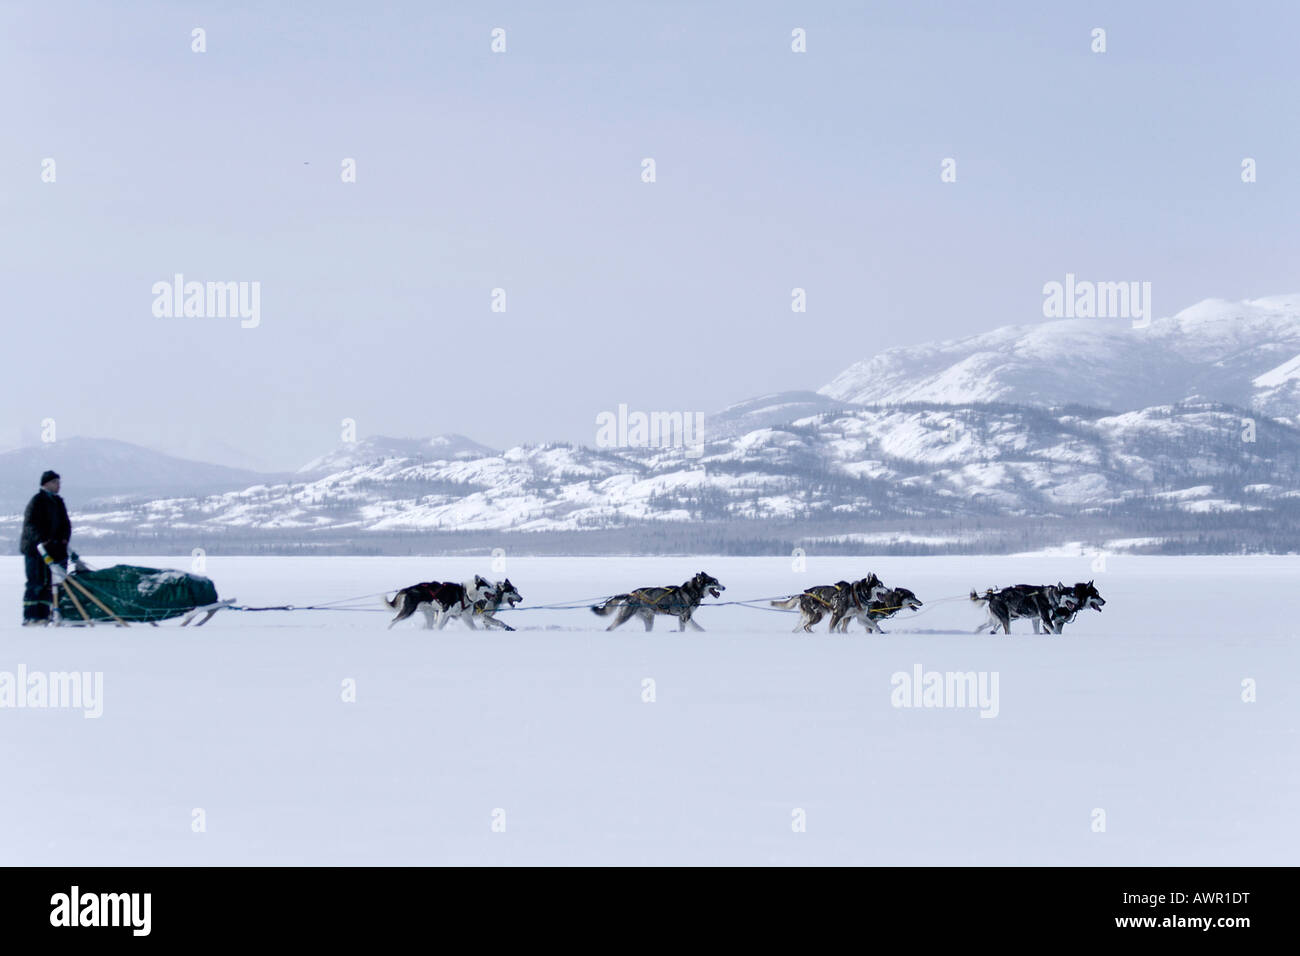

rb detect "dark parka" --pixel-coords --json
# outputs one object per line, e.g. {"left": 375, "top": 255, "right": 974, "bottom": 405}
{"left": 19, "top": 489, "right": 72, "bottom": 561}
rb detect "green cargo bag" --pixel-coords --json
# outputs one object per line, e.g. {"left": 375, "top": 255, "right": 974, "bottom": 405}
{"left": 58, "top": 565, "right": 220, "bottom": 623}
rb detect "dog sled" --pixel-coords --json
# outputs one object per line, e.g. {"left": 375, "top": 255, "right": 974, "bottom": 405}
{"left": 55, "top": 564, "right": 232, "bottom": 627}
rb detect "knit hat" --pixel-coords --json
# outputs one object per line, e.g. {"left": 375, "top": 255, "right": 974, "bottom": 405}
{"left": 40, "top": 470, "right": 60, "bottom": 485}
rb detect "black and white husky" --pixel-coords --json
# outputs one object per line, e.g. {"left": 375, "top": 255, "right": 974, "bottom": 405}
{"left": 1048, "top": 580, "right": 1106, "bottom": 632}
{"left": 838, "top": 586, "right": 923, "bottom": 634}
{"left": 383, "top": 575, "right": 493, "bottom": 629}
{"left": 770, "top": 574, "right": 887, "bottom": 633}
{"left": 472, "top": 579, "right": 523, "bottom": 630}
{"left": 970, "top": 583, "right": 1080, "bottom": 635}
{"left": 591, "top": 572, "right": 724, "bottom": 632}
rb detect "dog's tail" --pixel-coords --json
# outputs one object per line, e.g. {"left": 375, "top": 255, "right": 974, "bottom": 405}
{"left": 969, "top": 589, "right": 990, "bottom": 606}
{"left": 591, "top": 595, "right": 623, "bottom": 616}
{"left": 382, "top": 592, "right": 399, "bottom": 609}
{"left": 769, "top": 595, "right": 802, "bottom": 609}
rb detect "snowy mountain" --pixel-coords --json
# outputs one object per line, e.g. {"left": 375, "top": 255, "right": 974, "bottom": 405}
{"left": 4, "top": 296, "right": 1299, "bottom": 555}
{"left": 0, "top": 438, "right": 274, "bottom": 514}
{"left": 704, "top": 391, "right": 851, "bottom": 438}
{"left": 297, "top": 434, "right": 500, "bottom": 476}
{"left": 821, "top": 295, "right": 1300, "bottom": 424}
{"left": 18, "top": 398, "right": 1299, "bottom": 555}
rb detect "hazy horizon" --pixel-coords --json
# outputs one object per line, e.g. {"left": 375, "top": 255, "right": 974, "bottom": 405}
{"left": 5, "top": 0, "right": 1299, "bottom": 470}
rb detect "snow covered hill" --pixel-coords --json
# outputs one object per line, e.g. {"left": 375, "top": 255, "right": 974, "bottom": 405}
{"left": 297, "top": 434, "right": 500, "bottom": 477}
{"left": 4, "top": 296, "right": 1298, "bottom": 554}
{"left": 0, "top": 438, "right": 274, "bottom": 514}
{"left": 704, "top": 391, "right": 851, "bottom": 438}
{"left": 20, "top": 399, "right": 1298, "bottom": 554}
{"left": 821, "top": 295, "right": 1300, "bottom": 424}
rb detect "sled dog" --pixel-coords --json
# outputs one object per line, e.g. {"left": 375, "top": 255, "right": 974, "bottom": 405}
{"left": 474, "top": 579, "right": 523, "bottom": 630}
{"left": 1047, "top": 580, "right": 1105, "bottom": 632}
{"left": 970, "top": 583, "right": 1078, "bottom": 635}
{"left": 384, "top": 576, "right": 493, "bottom": 629}
{"left": 838, "top": 585, "right": 923, "bottom": 633}
{"left": 591, "top": 572, "right": 724, "bottom": 632}
{"left": 770, "top": 574, "right": 887, "bottom": 633}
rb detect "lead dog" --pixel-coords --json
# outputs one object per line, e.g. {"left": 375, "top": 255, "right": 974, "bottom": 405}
{"left": 970, "top": 583, "right": 1077, "bottom": 635}
{"left": 771, "top": 574, "right": 887, "bottom": 633}
{"left": 1048, "top": 580, "right": 1105, "bottom": 632}
{"left": 838, "top": 585, "right": 923, "bottom": 633}
{"left": 591, "top": 572, "right": 724, "bottom": 631}
{"left": 384, "top": 575, "right": 493, "bottom": 629}
{"left": 473, "top": 579, "right": 523, "bottom": 630}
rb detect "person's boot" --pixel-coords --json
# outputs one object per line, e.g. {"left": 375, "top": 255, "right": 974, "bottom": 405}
{"left": 22, "top": 602, "right": 52, "bottom": 626}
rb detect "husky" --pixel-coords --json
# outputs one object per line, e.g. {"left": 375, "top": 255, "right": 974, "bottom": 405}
{"left": 970, "top": 583, "right": 1077, "bottom": 635}
{"left": 770, "top": 574, "right": 887, "bottom": 633}
{"left": 839, "top": 586, "right": 924, "bottom": 634}
{"left": 473, "top": 579, "right": 523, "bottom": 630}
{"left": 383, "top": 575, "right": 493, "bottom": 629}
{"left": 1048, "top": 580, "right": 1105, "bottom": 632}
{"left": 591, "top": 572, "right": 724, "bottom": 632}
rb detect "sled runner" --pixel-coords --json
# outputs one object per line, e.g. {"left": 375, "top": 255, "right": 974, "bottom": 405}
{"left": 55, "top": 565, "right": 226, "bottom": 626}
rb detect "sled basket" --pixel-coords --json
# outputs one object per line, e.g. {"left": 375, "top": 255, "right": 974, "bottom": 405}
{"left": 58, "top": 565, "right": 220, "bottom": 623}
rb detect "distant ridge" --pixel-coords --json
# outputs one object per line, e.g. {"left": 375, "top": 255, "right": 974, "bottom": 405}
{"left": 4, "top": 296, "right": 1299, "bottom": 554}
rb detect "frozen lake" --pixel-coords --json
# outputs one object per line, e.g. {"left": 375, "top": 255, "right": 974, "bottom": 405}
{"left": 1, "top": 554, "right": 1296, "bottom": 865}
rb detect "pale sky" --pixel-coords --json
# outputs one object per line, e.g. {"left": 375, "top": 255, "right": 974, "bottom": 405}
{"left": 2, "top": 0, "right": 1297, "bottom": 471}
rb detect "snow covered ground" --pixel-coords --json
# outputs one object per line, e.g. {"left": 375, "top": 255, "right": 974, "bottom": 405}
{"left": 1, "top": 554, "right": 1296, "bottom": 866}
